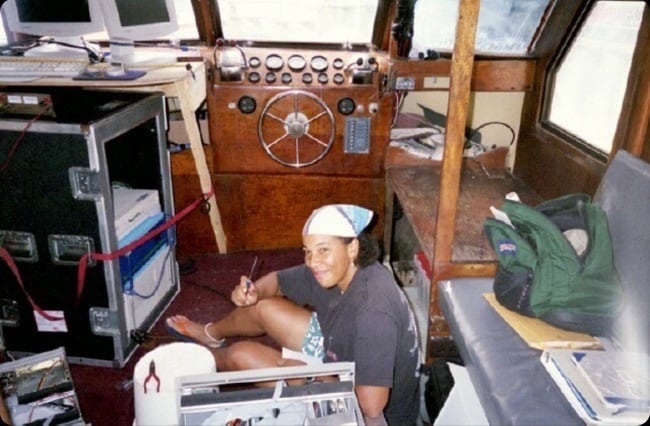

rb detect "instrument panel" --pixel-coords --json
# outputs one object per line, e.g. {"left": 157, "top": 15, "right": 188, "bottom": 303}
{"left": 213, "top": 46, "right": 386, "bottom": 88}
{"left": 206, "top": 44, "right": 393, "bottom": 251}
{"left": 208, "top": 45, "right": 392, "bottom": 172}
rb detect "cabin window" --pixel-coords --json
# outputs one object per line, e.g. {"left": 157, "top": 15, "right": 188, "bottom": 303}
{"left": 544, "top": 1, "right": 645, "bottom": 156}
{"left": 215, "top": 0, "right": 379, "bottom": 44}
{"left": 409, "top": 0, "right": 553, "bottom": 57}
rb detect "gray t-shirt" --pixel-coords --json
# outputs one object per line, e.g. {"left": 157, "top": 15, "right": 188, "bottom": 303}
{"left": 278, "top": 262, "right": 420, "bottom": 425}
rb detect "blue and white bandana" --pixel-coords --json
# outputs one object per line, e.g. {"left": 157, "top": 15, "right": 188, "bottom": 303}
{"left": 302, "top": 204, "right": 373, "bottom": 238}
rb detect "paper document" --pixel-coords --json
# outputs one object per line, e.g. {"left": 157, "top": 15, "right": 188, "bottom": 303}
{"left": 571, "top": 351, "right": 650, "bottom": 414}
{"left": 540, "top": 348, "right": 650, "bottom": 425}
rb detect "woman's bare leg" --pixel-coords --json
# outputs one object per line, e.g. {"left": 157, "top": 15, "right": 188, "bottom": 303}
{"left": 213, "top": 341, "right": 309, "bottom": 386}
{"left": 166, "top": 296, "right": 312, "bottom": 351}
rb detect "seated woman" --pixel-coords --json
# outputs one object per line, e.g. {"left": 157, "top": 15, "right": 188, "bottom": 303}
{"left": 166, "top": 204, "right": 420, "bottom": 425}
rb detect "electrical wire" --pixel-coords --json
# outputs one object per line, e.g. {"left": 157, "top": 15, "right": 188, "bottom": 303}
{"left": 123, "top": 243, "right": 174, "bottom": 299}
{"left": 467, "top": 120, "right": 517, "bottom": 149}
{"left": 38, "top": 38, "right": 103, "bottom": 63}
{"left": 391, "top": 90, "right": 407, "bottom": 128}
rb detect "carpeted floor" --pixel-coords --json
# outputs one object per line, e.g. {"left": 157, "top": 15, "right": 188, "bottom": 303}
{"left": 69, "top": 248, "right": 304, "bottom": 426}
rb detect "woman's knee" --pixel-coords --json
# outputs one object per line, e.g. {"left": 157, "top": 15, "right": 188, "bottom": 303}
{"left": 220, "top": 341, "right": 281, "bottom": 371}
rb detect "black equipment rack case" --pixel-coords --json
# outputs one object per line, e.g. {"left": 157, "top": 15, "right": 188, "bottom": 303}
{"left": 0, "top": 87, "right": 179, "bottom": 367}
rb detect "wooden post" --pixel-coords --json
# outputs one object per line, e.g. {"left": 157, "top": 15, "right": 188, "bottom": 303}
{"left": 433, "top": 0, "right": 480, "bottom": 271}
{"left": 428, "top": 0, "right": 480, "bottom": 351}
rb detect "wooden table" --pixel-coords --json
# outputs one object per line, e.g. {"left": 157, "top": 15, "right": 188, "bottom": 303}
{"left": 385, "top": 146, "right": 541, "bottom": 266}
{"left": 0, "top": 58, "right": 227, "bottom": 252}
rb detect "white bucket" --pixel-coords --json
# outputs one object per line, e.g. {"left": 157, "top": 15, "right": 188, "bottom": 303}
{"left": 133, "top": 342, "right": 216, "bottom": 425}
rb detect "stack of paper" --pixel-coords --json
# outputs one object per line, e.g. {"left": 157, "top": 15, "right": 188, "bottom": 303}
{"left": 573, "top": 351, "right": 650, "bottom": 415}
{"left": 540, "top": 348, "right": 650, "bottom": 425}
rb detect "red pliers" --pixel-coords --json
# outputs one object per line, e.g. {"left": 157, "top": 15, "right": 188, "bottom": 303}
{"left": 143, "top": 360, "right": 160, "bottom": 394}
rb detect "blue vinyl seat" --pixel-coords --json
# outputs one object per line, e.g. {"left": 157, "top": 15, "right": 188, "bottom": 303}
{"left": 438, "top": 150, "right": 650, "bottom": 425}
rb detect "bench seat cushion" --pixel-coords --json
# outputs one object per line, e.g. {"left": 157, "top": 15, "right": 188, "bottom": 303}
{"left": 438, "top": 278, "right": 580, "bottom": 425}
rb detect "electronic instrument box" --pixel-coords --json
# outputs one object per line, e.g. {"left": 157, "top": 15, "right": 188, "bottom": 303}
{"left": 0, "top": 88, "right": 179, "bottom": 367}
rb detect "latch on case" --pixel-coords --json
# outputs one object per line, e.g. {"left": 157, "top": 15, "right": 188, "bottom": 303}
{"left": 89, "top": 307, "right": 118, "bottom": 336}
{"left": 48, "top": 235, "right": 96, "bottom": 266}
{"left": 0, "top": 299, "right": 20, "bottom": 327}
{"left": 69, "top": 167, "right": 101, "bottom": 200}
{"left": 0, "top": 231, "right": 38, "bottom": 262}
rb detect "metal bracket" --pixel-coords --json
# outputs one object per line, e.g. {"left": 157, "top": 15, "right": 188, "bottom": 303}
{"left": 0, "top": 230, "right": 38, "bottom": 263}
{"left": 0, "top": 299, "right": 20, "bottom": 327}
{"left": 68, "top": 167, "right": 101, "bottom": 200}
{"left": 48, "top": 235, "right": 96, "bottom": 266}
{"left": 89, "top": 307, "right": 118, "bottom": 336}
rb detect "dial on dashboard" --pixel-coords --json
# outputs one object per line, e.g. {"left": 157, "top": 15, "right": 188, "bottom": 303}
{"left": 310, "top": 55, "right": 328, "bottom": 72}
{"left": 287, "top": 54, "right": 306, "bottom": 72}
{"left": 265, "top": 54, "right": 284, "bottom": 71}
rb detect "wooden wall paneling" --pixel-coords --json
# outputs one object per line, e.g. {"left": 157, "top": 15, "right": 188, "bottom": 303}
{"left": 390, "top": 59, "right": 535, "bottom": 91}
{"left": 208, "top": 86, "right": 389, "bottom": 176}
{"left": 515, "top": 0, "right": 609, "bottom": 198}
{"left": 213, "top": 174, "right": 385, "bottom": 251}
{"left": 170, "top": 147, "right": 221, "bottom": 257}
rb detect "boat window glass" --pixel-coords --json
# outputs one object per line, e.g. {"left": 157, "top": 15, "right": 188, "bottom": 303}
{"left": 409, "top": 0, "right": 553, "bottom": 57}
{"left": 544, "top": 1, "right": 644, "bottom": 155}
{"left": 216, "top": 0, "right": 379, "bottom": 44}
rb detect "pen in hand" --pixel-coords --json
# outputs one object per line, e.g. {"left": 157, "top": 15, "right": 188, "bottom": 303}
{"left": 244, "top": 256, "right": 259, "bottom": 295}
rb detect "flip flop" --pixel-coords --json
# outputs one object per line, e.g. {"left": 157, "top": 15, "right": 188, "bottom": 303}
{"left": 164, "top": 319, "right": 225, "bottom": 349}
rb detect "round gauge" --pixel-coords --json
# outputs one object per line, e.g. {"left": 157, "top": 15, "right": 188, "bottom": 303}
{"left": 337, "top": 97, "right": 356, "bottom": 115}
{"left": 302, "top": 73, "right": 313, "bottom": 84}
{"left": 310, "top": 55, "right": 328, "bottom": 72}
{"left": 287, "top": 54, "right": 306, "bottom": 72}
{"left": 265, "top": 72, "right": 277, "bottom": 83}
{"left": 333, "top": 73, "right": 345, "bottom": 84}
{"left": 317, "top": 73, "right": 329, "bottom": 84}
{"left": 333, "top": 58, "right": 344, "bottom": 69}
{"left": 265, "top": 54, "right": 284, "bottom": 71}
{"left": 281, "top": 72, "right": 292, "bottom": 84}
{"left": 237, "top": 96, "right": 257, "bottom": 114}
{"left": 248, "top": 71, "right": 261, "bottom": 83}
{"left": 249, "top": 56, "right": 261, "bottom": 68}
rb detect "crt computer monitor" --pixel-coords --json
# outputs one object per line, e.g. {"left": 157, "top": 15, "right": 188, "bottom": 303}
{"left": 1, "top": 0, "right": 104, "bottom": 59}
{"left": 94, "top": 0, "right": 179, "bottom": 66}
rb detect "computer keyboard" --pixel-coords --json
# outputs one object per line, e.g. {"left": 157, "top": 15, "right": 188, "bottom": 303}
{"left": 0, "top": 56, "right": 88, "bottom": 78}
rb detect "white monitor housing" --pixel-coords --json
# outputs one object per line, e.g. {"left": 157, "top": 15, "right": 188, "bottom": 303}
{"left": 94, "top": 0, "right": 179, "bottom": 66}
{"left": 2, "top": 0, "right": 104, "bottom": 59}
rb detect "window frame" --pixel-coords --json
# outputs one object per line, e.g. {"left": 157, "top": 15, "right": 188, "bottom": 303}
{"left": 538, "top": 0, "right": 647, "bottom": 163}
{"left": 513, "top": 0, "right": 648, "bottom": 200}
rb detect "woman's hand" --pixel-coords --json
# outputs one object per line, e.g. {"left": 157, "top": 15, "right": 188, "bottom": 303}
{"left": 231, "top": 275, "right": 258, "bottom": 306}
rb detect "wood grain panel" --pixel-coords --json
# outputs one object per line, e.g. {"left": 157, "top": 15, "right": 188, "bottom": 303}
{"left": 207, "top": 85, "right": 392, "bottom": 176}
{"left": 206, "top": 46, "right": 393, "bottom": 250}
{"left": 213, "top": 174, "right": 385, "bottom": 251}
{"left": 391, "top": 59, "right": 536, "bottom": 91}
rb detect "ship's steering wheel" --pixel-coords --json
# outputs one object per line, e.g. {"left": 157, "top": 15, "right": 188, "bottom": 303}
{"left": 257, "top": 90, "right": 335, "bottom": 168}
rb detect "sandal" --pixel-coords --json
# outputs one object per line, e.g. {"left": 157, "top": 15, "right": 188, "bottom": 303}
{"left": 165, "top": 317, "right": 225, "bottom": 349}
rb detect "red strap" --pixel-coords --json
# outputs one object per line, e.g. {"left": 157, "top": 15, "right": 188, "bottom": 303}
{"left": 0, "top": 246, "right": 63, "bottom": 321}
{"left": 76, "top": 189, "right": 214, "bottom": 305}
{"left": 0, "top": 190, "right": 213, "bottom": 321}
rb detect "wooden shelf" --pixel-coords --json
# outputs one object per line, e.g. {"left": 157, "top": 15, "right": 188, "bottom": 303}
{"left": 386, "top": 146, "right": 542, "bottom": 265}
